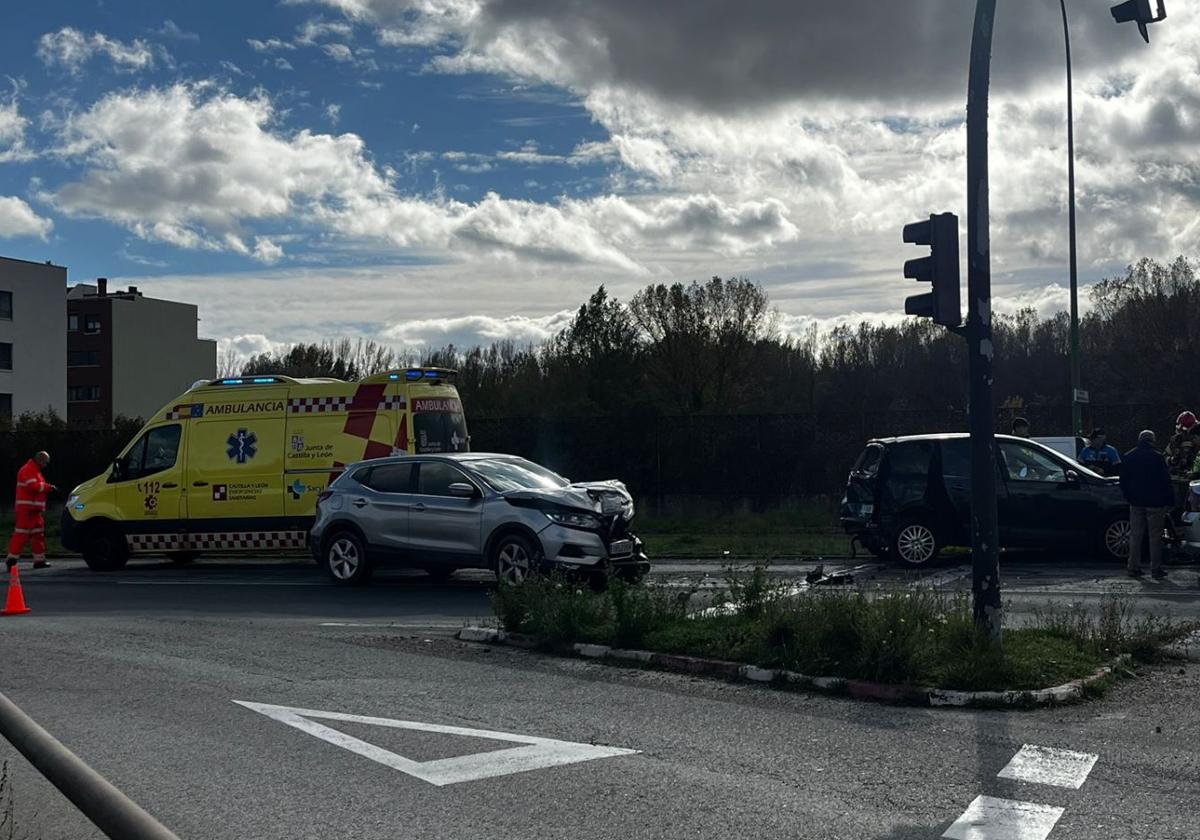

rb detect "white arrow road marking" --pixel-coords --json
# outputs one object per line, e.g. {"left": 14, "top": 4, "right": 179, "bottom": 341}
{"left": 997, "top": 745, "right": 1098, "bottom": 790}
{"left": 234, "top": 701, "right": 638, "bottom": 786}
{"left": 943, "top": 796, "right": 1064, "bottom": 840}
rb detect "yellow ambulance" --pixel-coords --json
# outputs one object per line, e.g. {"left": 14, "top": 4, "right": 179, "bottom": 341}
{"left": 61, "top": 369, "right": 468, "bottom": 570}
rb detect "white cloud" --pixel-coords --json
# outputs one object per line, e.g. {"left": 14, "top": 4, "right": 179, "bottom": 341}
{"left": 295, "top": 18, "right": 355, "bottom": 46}
{"left": 36, "top": 27, "right": 158, "bottom": 73}
{"left": 321, "top": 43, "right": 354, "bottom": 62}
{"left": 43, "top": 85, "right": 784, "bottom": 271}
{"left": 297, "top": 0, "right": 1200, "bottom": 313}
{"left": 155, "top": 20, "right": 199, "bottom": 41}
{"left": 248, "top": 38, "right": 296, "bottom": 52}
{"left": 0, "top": 95, "right": 34, "bottom": 163}
{"left": 0, "top": 196, "right": 53, "bottom": 239}
{"left": 383, "top": 310, "right": 573, "bottom": 347}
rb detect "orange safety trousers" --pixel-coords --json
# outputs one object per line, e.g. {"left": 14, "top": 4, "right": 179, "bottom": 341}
{"left": 7, "top": 508, "right": 46, "bottom": 560}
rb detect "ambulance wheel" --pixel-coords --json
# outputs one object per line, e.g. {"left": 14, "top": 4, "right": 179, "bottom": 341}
{"left": 323, "top": 530, "right": 372, "bottom": 585}
{"left": 169, "top": 551, "right": 201, "bottom": 565}
{"left": 82, "top": 525, "right": 129, "bottom": 572}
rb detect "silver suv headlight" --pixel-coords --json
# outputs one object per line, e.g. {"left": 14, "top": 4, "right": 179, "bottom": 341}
{"left": 545, "top": 510, "right": 603, "bottom": 530}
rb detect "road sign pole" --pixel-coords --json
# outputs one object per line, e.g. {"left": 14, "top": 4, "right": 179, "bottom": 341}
{"left": 967, "top": 0, "right": 1002, "bottom": 643}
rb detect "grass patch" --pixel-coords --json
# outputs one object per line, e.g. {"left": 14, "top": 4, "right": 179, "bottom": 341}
{"left": 490, "top": 567, "right": 1198, "bottom": 694}
{"left": 635, "top": 498, "right": 847, "bottom": 557}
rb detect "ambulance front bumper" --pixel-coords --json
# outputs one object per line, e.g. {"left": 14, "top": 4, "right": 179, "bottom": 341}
{"left": 60, "top": 508, "right": 82, "bottom": 553}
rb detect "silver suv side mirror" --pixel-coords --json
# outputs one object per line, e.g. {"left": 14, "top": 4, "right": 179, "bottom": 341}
{"left": 448, "top": 482, "right": 477, "bottom": 498}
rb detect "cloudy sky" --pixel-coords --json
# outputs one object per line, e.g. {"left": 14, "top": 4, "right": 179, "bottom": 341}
{"left": 1, "top": 1, "right": 1196, "bottom": 361}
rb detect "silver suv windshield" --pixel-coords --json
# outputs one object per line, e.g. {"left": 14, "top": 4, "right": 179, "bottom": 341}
{"left": 468, "top": 457, "right": 569, "bottom": 492}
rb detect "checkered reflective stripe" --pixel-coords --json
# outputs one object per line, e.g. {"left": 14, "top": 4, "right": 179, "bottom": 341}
{"left": 288, "top": 395, "right": 407, "bottom": 413}
{"left": 126, "top": 533, "right": 185, "bottom": 552}
{"left": 164, "top": 403, "right": 203, "bottom": 420}
{"left": 288, "top": 396, "right": 352, "bottom": 414}
{"left": 125, "top": 531, "right": 307, "bottom": 553}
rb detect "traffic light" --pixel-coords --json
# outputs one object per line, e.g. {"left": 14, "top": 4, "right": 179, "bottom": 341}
{"left": 1110, "top": 0, "right": 1166, "bottom": 43}
{"left": 902, "top": 212, "right": 960, "bottom": 328}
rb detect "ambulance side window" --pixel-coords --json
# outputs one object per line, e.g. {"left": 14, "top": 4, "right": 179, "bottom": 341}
{"left": 121, "top": 425, "right": 181, "bottom": 480}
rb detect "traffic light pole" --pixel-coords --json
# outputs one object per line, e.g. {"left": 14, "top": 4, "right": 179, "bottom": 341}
{"left": 966, "top": 0, "right": 1003, "bottom": 643}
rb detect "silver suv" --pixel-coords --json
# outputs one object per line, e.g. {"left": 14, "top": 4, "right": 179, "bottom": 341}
{"left": 310, "top": 453, "right": 650, "bottom": 585}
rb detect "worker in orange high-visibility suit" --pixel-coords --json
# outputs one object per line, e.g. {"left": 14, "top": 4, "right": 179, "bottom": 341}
{"left": 6, "top": 451, "right": 55, "bottom": 572}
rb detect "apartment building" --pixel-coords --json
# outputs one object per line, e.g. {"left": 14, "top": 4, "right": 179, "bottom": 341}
{"left": 0, "top": 255, "right": 67, "bottom": 422}
{"left": 66, "top": 279, "right": 217, "bottom": 426}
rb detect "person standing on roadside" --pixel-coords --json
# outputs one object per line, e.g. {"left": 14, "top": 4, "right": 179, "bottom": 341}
{"left": 1119, "top": 431, "right": 1172, "bottom": 579}
{"left": 1165, "top": 411, "right": 1200, "bottom": 510}
{"left": 1012, "top": 417, "right": 1031, "bottom": 438}
{"left": 1080, "top": 428, "right": 1122, "bottom": 476}
{"left": 6, "top": 451, "right": 55, "bottom": 572}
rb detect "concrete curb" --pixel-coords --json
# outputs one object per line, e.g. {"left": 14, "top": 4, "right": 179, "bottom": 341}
{"left": 455, "top": 626, "right": 1132, "bottom": 708}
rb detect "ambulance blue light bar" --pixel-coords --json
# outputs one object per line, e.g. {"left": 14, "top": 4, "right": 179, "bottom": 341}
{"left": 215, "top": 376, "right": 281, "bottom": 385}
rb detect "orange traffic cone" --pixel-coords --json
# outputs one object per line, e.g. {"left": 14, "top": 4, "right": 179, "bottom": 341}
{"left": 2, "top": 565, "right": 31, "bottom": 616}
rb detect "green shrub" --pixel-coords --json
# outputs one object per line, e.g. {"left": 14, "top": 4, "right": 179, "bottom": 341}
{"left": 608, "top": 578, "right": 688, "bottom": 649}
{"left": 488, "top": 574, "right": 1193, "bottom": 693}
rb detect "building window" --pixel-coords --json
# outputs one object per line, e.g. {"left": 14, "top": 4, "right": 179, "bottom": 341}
{"left": 0, "top": 291, "right": 11, "bottom": 320}
{"left": 68, "top": 385, "right": 102, "bottom": 402}
{"left": 85, "top": 315, "right": 102, "bottom": 334}
{"left": 0, "top": 393, "right": 10, "bottom": 421}
{"left": 0, "top": 342, "right": 11, "bottom": 371}
{"left": 68, "top": 313, "right": 79, "bottom": 331}
{"left": 68, "top": 350, "right": 101, "bottom": 367}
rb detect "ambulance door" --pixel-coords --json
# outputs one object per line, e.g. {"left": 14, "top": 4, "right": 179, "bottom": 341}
{"left": 283, "top": 381, "right": 397, "bottom": 517}
{"left": 185, "top": 413, "right": 286, "bottom": 527}
{"left": 111, "top": 422, "right": 188, "bottom": 542}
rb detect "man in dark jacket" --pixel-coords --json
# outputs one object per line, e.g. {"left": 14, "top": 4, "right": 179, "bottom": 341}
{"left": 1119, "top": 430, "right": 1173, "bottom": 579}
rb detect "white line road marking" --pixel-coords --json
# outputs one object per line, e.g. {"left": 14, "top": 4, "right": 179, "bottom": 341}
{"left": 943, "top": 796, "right": 1064, "bottom": 840}
{"left": 997, "top": 744, "right": 1098, "bottom": 790}
{"left": 234, "top": 701, "right": 638, "bottom": 786}
{"left": 318, "top": 622, "right": 464, "bottom": 628}
{"left": 117, "top": 580, "right": 324, "bottom": 586}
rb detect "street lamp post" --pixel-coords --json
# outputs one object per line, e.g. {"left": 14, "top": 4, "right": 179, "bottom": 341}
{"left": 957, "top": 0, "right": 1164, "bottom": 643}
{"left": 1061, "top": 0, "right": 1084, "bottom": 438}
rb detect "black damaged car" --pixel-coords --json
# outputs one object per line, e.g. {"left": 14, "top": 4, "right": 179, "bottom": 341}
{"left": 840, "top": 433, "right": 1131, "bottom": 566}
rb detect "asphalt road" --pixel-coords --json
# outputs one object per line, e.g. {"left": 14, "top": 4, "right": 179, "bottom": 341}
{"left": 2, "top": 557, "right": 1199, "bottom": 840}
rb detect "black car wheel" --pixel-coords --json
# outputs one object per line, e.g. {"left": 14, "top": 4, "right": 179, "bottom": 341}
{"left": 890, "top": 518, "right": 941, "bottom": 567}
{"left": 323, "top": 530, "right": 372, "bottom": 585}
{"left": 82, "top": 525, "right": 129, "bottom": 572}
{"left": 1098, "top": 515, "right": 1132, "bottom": 563}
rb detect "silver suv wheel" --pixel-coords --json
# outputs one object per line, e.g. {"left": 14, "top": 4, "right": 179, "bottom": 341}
{"left": 495, "top": 537, "right": 534, "bottom": 585}
{"left": 325, "top": 532, "right": 370, "bottom": 584}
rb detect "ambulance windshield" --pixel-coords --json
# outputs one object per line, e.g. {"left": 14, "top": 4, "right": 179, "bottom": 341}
{"left": 412, "top": 396, "right": 469, "bottom": 454}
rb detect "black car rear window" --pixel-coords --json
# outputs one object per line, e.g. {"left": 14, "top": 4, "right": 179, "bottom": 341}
{"left": 886, "top": 441, "right": 934, "bottom": 476}
{"left": 854, "top": 444, "right": 884, "bottom": 476}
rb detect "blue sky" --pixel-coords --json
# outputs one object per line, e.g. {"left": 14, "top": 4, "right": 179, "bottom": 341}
{"left": 1, "top": 1, "right": 1196, "bottom": 366}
